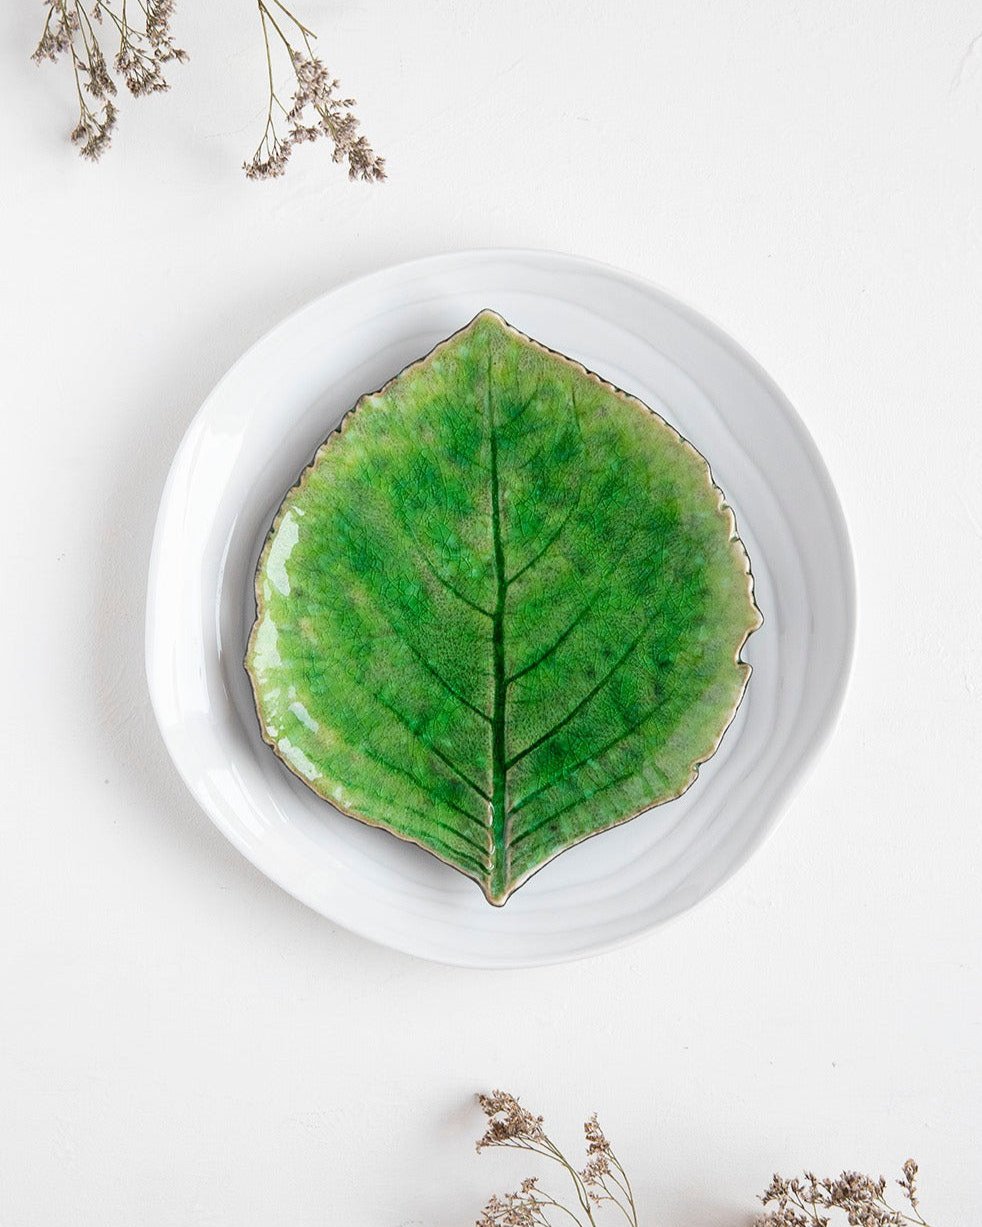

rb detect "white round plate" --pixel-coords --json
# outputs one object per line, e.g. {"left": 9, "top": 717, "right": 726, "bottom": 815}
{"left": 146, "top": 249, "right": 854, "bottom": 968}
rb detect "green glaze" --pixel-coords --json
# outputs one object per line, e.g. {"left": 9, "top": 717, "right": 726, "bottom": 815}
{"left": 246, "top": 312, "right": 761, "bottom": 904}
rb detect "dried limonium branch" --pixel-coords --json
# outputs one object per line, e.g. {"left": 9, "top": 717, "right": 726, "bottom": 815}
{"left": 755, "top": 1159, "right": 934, "bottom": 1227}
{"left": 32, "top": 0, "right": 186, "bottom": 161}
{"left": 245, "top": 0, "right": 385, "bottom": 182}
{"left": 475, "top": 1092, "right": 639, "bottom": 1227}
{"left": 472, "top": 1095, "right": 940, "bottom": 1227}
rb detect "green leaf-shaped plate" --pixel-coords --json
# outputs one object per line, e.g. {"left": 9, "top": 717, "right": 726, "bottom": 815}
{"left": 246, "top": 312, "right": 761, "bottom": 904}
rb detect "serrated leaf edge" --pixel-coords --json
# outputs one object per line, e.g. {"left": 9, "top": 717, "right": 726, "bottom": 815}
{"left": 245, "top": 311, "right": 763, "bottom": 905}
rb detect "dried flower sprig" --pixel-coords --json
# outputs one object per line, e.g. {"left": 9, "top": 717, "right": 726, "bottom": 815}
{"left": 475, "top": 1092, "right": 639, "bottom": 1227}
{"left": 473, "top": 1093, "right": 939, "bottom": 1227}
{"left": 755, "top": 1160, "right": 934, "bottom": 1227}
{"left": 101, "top": 0, "right": 187, "bottom": 96}
{"left": 245, "top": 0, "right": 385, "bottom": 182}
{"left": 32, "top": 0, "right": 186, "bottom": 161}
{"left": 31, "top": 0, "right": 384, "bottom": 183}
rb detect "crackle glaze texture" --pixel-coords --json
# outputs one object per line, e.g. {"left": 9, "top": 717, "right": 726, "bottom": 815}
{"left": 246, "top": 311, "right": 761, "bottom": 903}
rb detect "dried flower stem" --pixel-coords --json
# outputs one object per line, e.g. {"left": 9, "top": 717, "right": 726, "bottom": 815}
{"left": 33, "top": 1, "right": 117, "bottom": 159}
{"left": 245, "top": 0, "right": 385, "bottom": 182}
{"left": 32, "top": 0, "right": 185, "bottom": 160}
{"left": 475, "top": 1092, "right": 639, "bottom": 1227}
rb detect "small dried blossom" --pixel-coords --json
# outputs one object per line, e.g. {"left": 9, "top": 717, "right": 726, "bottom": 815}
{"left": 899, "top": 1159, "right": 921, "bottom": 1211}
{"left": 244, "top": 0, "right": 385, "bottom": 183}
{"left": 478, "top": 1189, "right": 541, "bottom": 1227}
{"left": 584, "top": 1115, "right": 613, "bottom": 1160}
{"left": 70, "top": 95, "right": 117, "bottom": 160}
{"left": 475, "top": 1093, "right": 638, "bottom": 1227}
{"left": 756, "top": 1162, "right": 934, "bottom": 1227}
{"left": 582, "top": 1154, "right": 612, "bottom": 1184}
{"left": 477, "top": 1091, "right": 546, "bottom": 1151}
{"left": 32, "top": 0, "right": 185, "bottom": 160}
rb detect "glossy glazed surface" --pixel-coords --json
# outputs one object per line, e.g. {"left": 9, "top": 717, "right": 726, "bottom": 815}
{"left": 146, "top": 250, "right": 854, "bottom": 965}
{"left": 246, "top": 312, "right": 761, "bottom": 903}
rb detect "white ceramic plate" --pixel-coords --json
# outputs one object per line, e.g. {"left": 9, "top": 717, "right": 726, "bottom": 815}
{"left": 146, "top": 250, "right": 854, "bottom": 968}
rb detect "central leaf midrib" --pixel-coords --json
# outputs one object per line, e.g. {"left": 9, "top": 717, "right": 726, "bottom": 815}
{"left": 487, "top": 359, "right": 509, "bottom": 902}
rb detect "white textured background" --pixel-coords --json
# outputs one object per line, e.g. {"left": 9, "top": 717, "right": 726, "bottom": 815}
{"left": 2, "top": 2, "right": 981, "bottom": 1224}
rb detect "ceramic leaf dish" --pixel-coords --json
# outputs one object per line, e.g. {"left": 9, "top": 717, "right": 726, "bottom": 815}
{"left": 246, "top": 311, "right": 761, "bottom": 904}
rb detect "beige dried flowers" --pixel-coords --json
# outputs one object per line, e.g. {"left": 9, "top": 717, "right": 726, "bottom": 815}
{"left": 245, "top": 0, "right": 384, "bottom": 182}
{"left": 32, "top": 0, "right": 186, "bottom": 161}
{"left": 31, "top": 0, "right": 384, "bottom": 183}
{"left": 475, "top": 1091, "right": 639, "bottom": 1227}
{"left": 474, "top": 1093, "right": 935, "bottom": 1227}
{"left": 756, "top": 1160, "right": 933, "bottom": 1227}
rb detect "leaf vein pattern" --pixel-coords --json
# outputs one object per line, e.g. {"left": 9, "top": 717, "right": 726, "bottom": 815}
{"left": 510, "top": 767, "right": 641, "bottom": 850}
{"left": 487, "top": 348, "right": 511, "bottom": 900}
{"left": 391, "top": 472, "right": 495, "bottom": 619}
{"left": 296, "top": 637, "right": 491, "bottom": 815}
{"left": 333, "top": 506, "right": 490, "bottom": 722}
{"left": 406, "top": 534, "right": 494, "bottom": 619}
{"left": 509, "top": 702, "right": 672, "bottom": 817}
{"left": 506, "top": 576, "right": 607, "bottom": 687}
{"left": 362, "top": 683, "right": 491, "bottom": 803}
{"left": 506, "top": 624, "right": 651, "bottom": 769}
{"left": 380, "top": 618, "right": 492, "bottom": 724}
{"left": 505, "top": 491, "right": 582, "bottom": 587}
{"left": 362, "top": 747, "right": 489, "bottom": 843}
